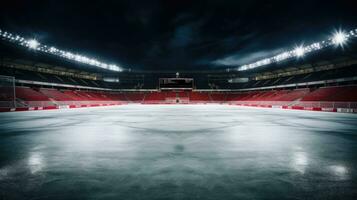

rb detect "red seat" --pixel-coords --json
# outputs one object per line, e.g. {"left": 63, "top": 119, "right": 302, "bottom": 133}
{"left": 16, "top": 87, "right": 50, "bottom": 101}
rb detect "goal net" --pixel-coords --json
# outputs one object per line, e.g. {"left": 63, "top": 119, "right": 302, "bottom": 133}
{"left": 0, "top": 75, "right": 15, "bottom": 108}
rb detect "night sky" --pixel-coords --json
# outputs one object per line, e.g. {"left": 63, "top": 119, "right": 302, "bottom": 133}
{"left": 0, "top": 0, "right": 356, "bottom": 71}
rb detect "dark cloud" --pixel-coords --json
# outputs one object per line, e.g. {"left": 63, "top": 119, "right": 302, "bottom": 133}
{"left": 170, "top": 24, "right": 195, "bottom": 48}
{"left": 0, "top": 0, "right": 356, "bottom": 71}
{"left": 213, "top": 48, "right": 286, "bottom": 67}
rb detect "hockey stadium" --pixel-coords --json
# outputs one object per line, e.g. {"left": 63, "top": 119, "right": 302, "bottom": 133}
{"left": 0, "top": 1, "right": 357, "bottom": 199}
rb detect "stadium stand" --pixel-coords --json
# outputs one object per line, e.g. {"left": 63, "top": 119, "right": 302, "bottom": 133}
{"left": 210, "top": 93, "right": 226, "bottom": 102}
{"left": 1, "top": 47, "right": 357, "bottom": 112}
{"left": 301, "top": 86, "right": 357, "bottom": 102}
{"left": 122, "top": 92, "right": 145, "bottom": 103}
{"left": 189, "top": 92, "right": 210, "bottom": 102}
{"left": 63, "top": 90, "right": 87, "bottom": 101}
{"left": 144, "top": 92, "right": 166, "bottom": 103}
{"left": 1, "top": 83, "right": 357, "bottom": 112}
{"left": 39, "top": 88, "right": 74, "bottom": 101}
{"left": 16, "top": 87, "right": 50, "bottom": 101}
{"left": 8, "top": 85, "right": 357, "bottom": 105}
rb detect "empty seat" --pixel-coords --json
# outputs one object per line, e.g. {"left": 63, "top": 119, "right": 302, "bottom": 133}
{"left": 16, "top": 87, "right": 50, "bottom": 101}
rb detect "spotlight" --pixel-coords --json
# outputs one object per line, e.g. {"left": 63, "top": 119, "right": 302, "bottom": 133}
{"left": 49, "top": 47, "right": 57, "bottom": 53}
{"left": 28, "top": 39, "right": 39, "bottom": 49}
{"left": 0, "top": 29, "right": 125, "bottom": 71}
{"left": 332, "top": 31, "right": 348, "bottom": 46}
{"left": 294, "top": 46, "right": 305, "bottom": 57}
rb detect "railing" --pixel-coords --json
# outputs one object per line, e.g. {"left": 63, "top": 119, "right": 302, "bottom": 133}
{"left": 53, "top": 101, "right": 123, "bottom": 106}
{"left": 1, "top": 100, "right": 357, "bottom": 109}
{"left": 229, "top": 101, "right": 357, "bottom": 109}
{"left": 0, "top": 100, "right": 123, "bottom": 108}
{"left": 295, "top": 101, "right": 357, "bottom": 109}
{"left": 228, "top": 101, "right": 292, "bottom": 106}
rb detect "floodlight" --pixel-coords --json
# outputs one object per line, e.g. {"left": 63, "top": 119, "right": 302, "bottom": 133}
{"left": 28, "top": 39, "right": 39, "bottom": 49}
{"left": 294, "top": 46, "right": 305, "bottom": 57}
{"left": 332, "top": 31, "right": 348, "bottom": 46}
{"left": 235, "top": 28, "right": 357, "bottom": 71}
{"left": 0, "top": 29, "right": 125, "bottom": 71}
{"left": 49, "top": 47, "right": 57, "bottom": 53}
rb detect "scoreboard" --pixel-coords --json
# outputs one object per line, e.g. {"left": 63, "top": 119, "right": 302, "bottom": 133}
{"left": 159, "top": 78, "right": 194, "bottom": 90}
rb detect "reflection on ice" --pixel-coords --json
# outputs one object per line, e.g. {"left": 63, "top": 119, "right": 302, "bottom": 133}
{"left": 28, "top": 152, "right": 44, "bottom": 174}
{"left": 292, "top": 151, "right": 308, "bottom": 174}
{"left": 329, "top": 165, "right": 349, "bottom": 180}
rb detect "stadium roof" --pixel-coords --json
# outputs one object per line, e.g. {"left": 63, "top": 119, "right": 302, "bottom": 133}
{"left": 0, "top": 0, "right": 356, "bottom": 72}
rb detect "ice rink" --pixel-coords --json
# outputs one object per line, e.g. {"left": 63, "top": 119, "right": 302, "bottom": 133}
{"left": 0, "top": 104, "right": 357, "bottom": 199}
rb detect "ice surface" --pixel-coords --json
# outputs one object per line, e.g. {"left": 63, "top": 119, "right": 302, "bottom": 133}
{"left": 0, "top": 105, "right": 357, "bottom": 199}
